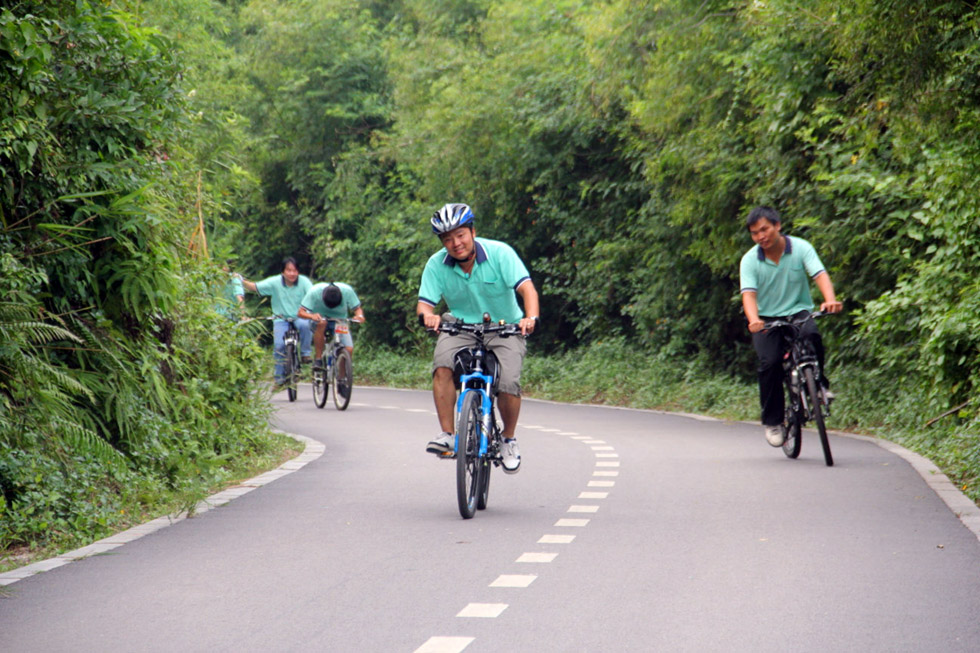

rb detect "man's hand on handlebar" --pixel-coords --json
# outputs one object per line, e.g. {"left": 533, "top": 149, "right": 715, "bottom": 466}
{"left": 419, "top": 312, "right": 441, "bottom": 331}
{"left": 820, "top": 300, "right": 843, "bottom": 314}
{"left": 518, "top": 315, "right": 538, "bottom": 336}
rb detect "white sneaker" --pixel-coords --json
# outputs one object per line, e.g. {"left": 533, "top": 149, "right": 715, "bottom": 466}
{"left": 765, "top": 425, "right": 785, "bottom": 447}
{"left": 501, "top": 438, "right": 521, "bottom": 474}
{"left": 426, "top": 432, "right": 453, "bottom": 455}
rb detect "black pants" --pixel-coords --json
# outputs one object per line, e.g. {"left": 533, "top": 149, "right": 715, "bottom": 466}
{"left": 752, "top": 310, "right": 827, "bottom": 427}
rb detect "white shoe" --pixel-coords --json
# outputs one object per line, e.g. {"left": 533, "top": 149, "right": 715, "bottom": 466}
{"left": 765, "top": 425, "right": 785, "bottom": 447}
{"left": 426, "top": 432, "right": 453, "bottom": 455}
{"left": 501, "top": 438, "right": 521, "bottom": 474}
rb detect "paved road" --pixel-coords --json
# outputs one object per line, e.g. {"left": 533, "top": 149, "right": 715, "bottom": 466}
{"left": 2, "top": 386, "right": 979, "bottom": 652}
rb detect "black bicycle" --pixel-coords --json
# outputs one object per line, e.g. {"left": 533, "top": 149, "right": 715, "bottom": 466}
{"left": 278, "top": 316, "right": 301, "bottom": 402}
{"left": 312, "top": 318, "right": 354, "bottom": 411}
{"left": 762, "top": 311, "right": 834, "bottom": 466}
{"left": 423, "top": 314, "right": 522, "bottom": 519}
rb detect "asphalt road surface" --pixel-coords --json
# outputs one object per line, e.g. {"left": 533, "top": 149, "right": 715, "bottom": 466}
{"left": 2, "top": 386, "right": 979, "bottom": 652}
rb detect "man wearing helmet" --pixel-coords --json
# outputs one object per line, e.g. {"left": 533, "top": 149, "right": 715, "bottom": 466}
{"left": 298, "top": 281, "right": 365, "bottom": 365}
{"left": 417, "top": 203, "right": 540, "bottom": 474}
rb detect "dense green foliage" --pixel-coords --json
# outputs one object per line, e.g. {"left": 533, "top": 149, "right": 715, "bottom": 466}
{"left": 4, "top": 0, "right": 980, "bottom": 556}
{"left": 163, "top": 1, "right": 975, "bottom": 483}
{"left": 0, "top": 0, "right": 279, "bottom": 553}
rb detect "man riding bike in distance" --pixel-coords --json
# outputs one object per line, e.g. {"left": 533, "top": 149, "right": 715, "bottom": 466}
{"left": 739, "top": 206, "right": 843, "bottom": 447}
{"left": 240, "top": 257, "right": 314, "bottom": 386}
{"left": 297, "top": 281, "right": 365, "bottom": 366}
{"left": 416, "top": 203, "right": 539, "bottom": 474}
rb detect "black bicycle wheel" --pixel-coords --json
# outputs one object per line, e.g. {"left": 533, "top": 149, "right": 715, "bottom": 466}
{"left": 332, "top": 348, "right": 353, "bottom": 411}
{"left": 804, "top": 367, "right": 833, "bottom": 466}
{"left": 284, "top": 342, "right": 298, "bottom": 402}
{"left": 456, "top": 391, "right": 483, "bottom": 519}
{"left": 782, "top": 380, "right": 802, "bottom": 459}
{"left": 312, "top": 355, "right": 328, "bottom": 408}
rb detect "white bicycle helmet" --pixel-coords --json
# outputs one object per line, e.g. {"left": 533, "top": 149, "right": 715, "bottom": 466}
{"left": 431, "top": 203, "right": 474, "bottom": 234}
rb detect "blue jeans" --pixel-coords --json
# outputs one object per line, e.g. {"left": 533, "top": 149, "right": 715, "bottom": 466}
{"left": 273, "top": 318, "right": 313, "bottom": 382}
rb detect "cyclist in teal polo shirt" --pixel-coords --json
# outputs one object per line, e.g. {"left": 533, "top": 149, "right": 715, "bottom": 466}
{"left": 297, "top": 281, "right": 365, "bottom": 363}
{"left": 241, "top": 257, "right": 314, "bottom": 385}
{"left": 417, "top": 203, "right": 540, "bottom": 474}
{"left": 739, "top": 206, "right": 843, "bottom": 447}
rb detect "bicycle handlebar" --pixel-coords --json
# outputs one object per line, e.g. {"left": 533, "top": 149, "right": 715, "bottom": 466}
{"left": 762, "top": 310, "right": 831, "bottom": 332}
{"left": 418, "top": 313, "right": 524, "bottom": 338}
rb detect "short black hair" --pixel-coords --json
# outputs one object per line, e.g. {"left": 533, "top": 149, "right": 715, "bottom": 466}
{"left": 746, "top": 206, "right": 781, "bottom": 230}
{"left": 281, "top": 256, "right": 298, "bottom": 271}
{"left": 322, "top": 283, "right": 342, "bottom": 308}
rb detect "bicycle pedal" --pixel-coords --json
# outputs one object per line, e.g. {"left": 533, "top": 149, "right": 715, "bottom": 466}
{"left": 439, "top": 451, "right": 455, "bottom": 459}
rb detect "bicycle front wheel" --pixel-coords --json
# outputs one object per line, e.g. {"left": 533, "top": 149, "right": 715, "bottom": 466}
{"left": 804, "top": 367, "right": 833, "bottom": 466}
{"left": 332, "top": 348, "right": 353, "bottom": 411}
{"left": 284, "top": 342, "right": 298, "bottom": 402}
{"left": 456, "top": 391, "right": 483, "bottom": 519}
{"left": 312, "top": 356, "right": 328, "bottom": 408}
{"left": 782, "top": 380, "right": 802, "bottom": 459}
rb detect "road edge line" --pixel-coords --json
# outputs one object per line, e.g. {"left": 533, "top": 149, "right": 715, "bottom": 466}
{"left": 0, "top": 430, "right": 323, "bottom": 587}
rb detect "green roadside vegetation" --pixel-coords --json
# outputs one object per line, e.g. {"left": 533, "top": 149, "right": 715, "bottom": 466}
{"left": 3, "top": 0, "right": 979, "bottom": 572}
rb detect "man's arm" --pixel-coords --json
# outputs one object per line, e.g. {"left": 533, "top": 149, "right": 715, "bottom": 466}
{"left": 239, "top": 275, "right": 258, "bottom": 293}
{"left": 516, "top": 279, "right": 539, "bottom": 335}
{"left": 297, "top": 306, "right": 322, "bottom": 322}
{"left": 813, "top": 271, "right": 843, "bottom": 313}
{"left": 741, "top": 291, "right": 765, "bottom": 334}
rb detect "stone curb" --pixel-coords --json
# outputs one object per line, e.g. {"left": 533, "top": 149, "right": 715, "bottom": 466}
{"left": 0, "top": 431, "right": 324, "bottom": 587}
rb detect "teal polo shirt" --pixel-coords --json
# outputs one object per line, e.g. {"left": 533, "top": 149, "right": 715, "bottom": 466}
{"left": 740, "top": 235, "right": 825, "bottom": 317}
{"left": 254, "top": 274, "right": 312, "bottom": 319}
{"left": 300, "top": 282, "right": 361, "bottom": 319}
{"left": 418, "top": 237, "right": 531, "bottom": 324}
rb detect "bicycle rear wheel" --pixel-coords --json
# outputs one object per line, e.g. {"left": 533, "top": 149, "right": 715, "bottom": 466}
{"left": 804, "top": 367, "right": 833, "bottom": 466}
{"left": 456, "top": 391, "right": 483, "bottom": 519}
{"left": 782, "top": 380, "right": 802, "bottom": 459}
{"left": 284, "top": 342, "right": 298, "bottom": 402}
{"left": 312, "top": 356, "right": 328, "bottom": 408}
{"left": 332, "top": 348, "right": 353, "bottom": 411}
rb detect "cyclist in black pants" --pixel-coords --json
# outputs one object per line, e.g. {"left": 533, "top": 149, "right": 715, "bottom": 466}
{"left": 739, "top": 206, "right": 843, "bottom": 447}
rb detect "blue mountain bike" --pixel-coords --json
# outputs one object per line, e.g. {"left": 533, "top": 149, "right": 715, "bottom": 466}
{"left": 426, "top": 314, "right": 522, "bottom": 519}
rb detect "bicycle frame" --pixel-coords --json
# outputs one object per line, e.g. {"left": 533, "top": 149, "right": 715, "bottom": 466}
{"left": 457, "top": 364, "right": 496, "bottom": 459}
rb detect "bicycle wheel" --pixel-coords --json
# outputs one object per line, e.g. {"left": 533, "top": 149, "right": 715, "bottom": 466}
{"left": 332, "top": 348, "right": 353, "bottom": 411}
{"left": 456, "top": 391, "right": 483, "bottom": 519}
{"left": 782, "top": 381, "right": 802, "bottom": 459}
{"left": 284, "top": 342, "right": 298, "bottom": 402}
{"left": 312, "top": 356, "right": 328, "bottom": 408}
{"left": 804, "top": 367, "right": 833, "bottom": 466}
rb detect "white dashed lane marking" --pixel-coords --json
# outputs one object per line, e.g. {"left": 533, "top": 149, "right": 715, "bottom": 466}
{"left": 516, "top": 552, "right": 558, "bottom": 563}
{"left": 568, "top": 505, "right": 600, "bottom": 513}
{"left": 404, "top": 404, "right": 619, "bottom": 652}
{"left": 457, "top": 603, "right": 508, "bottom": 618}
{"left": 490, "top": 574, "right": 537, "bottom": 588}
{"left": 539, "top": 534, "right": 575, "bottom": 544}
{"left": 555, "top": 518, "right": 590, "bottom": 527}
{"left": 414, "top": 636, "right": 475, "bottom": 653}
